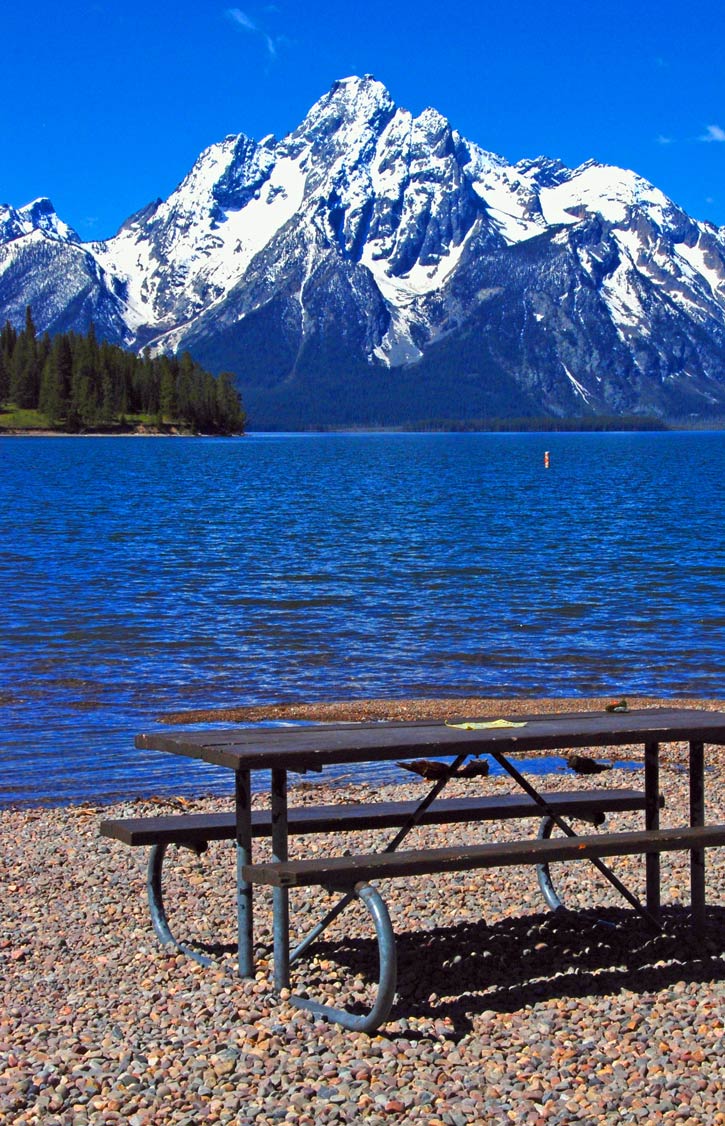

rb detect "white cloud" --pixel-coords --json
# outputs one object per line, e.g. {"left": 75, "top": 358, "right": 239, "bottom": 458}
{"left": 225, "top": 7, "right": 280, "bottom": 58}
{"left": 700, "top": 124, "right": 725, "bottom": 143}
{"left": 656, "top": 134, "right": 674, "bottom": 145}
{"left": 226, "top": 8, "right": 257, "bottom": 31}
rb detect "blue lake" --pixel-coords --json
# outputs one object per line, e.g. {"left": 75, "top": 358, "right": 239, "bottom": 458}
{"left": 1, "top": 431, "right": 723, "bottom": 807}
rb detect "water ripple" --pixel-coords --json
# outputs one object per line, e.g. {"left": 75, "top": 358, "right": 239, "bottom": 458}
{"left": 1, "top": 432, "right": 723, "bottom": 806}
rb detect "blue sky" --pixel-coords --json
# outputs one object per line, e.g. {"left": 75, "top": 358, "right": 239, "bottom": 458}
{"left": 3, "top": 0, "right": 724, "bottom": 240}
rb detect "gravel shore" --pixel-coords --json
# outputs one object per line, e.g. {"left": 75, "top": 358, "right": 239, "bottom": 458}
{"left": 2, "top": 702, "right": 725, "bottom": 1125}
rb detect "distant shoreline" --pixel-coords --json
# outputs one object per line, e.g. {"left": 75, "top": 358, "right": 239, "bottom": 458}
{"left": 6, "top": 410, "right": 725, "bottom": 438}
{"left": 4, "top": 427, "right": 723, "bottom": 438}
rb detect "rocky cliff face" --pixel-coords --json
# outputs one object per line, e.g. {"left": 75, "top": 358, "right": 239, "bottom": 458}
{"left": 3, "top": 75, "right": 725, "bottom": 426}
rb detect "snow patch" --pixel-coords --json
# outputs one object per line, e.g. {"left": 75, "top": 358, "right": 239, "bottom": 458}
{"left": 562, "top": 363, "right": 594, "bottom": 404}
{"left": 541, "top": 164, "right": 672, "bottom": 228}
{"left": 206, "top": 156, "right": 307, "bottom": 284}
{"left": 676, "top": 238, "right": 725, "bottom": 300}
{"left": 601, "top": 258, "right": 647, "bottom": 335}
{"left": 465, "top": 145, "right": 546, "bottom": 244}
{"left": 373, "top": 309, "right": 423, "bottom": 365}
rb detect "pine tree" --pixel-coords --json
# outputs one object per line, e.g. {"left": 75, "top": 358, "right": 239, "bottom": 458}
{"left": 0, "top": 320, "right": 17, "bottom": 364}
{"left": 140, "top": 348, "right": 159, "bottom": 415}
{"left": 9, "top": 307, "right": 40, "bottom": 408}
{"left": 0, "top": 321, "right": 14, "bottom": 405}
{"left": 0, "top": 348, "right": 8, "bottom": 406}
{"left": 158, "top": 355, "right": 177, "bottom": 419}
{"left": 176, "top": 352, "right": 196, "bottom": 421}
{"left": 38, "top": 353, "right": 63, "bottom": 422}
{"left": 70, "top": 346, "right": 95, "bottom": 424}
{"left": 54, "top": 334, "right": 73, "bottom": 410}
{"left": 216, "top": 372, "right": 246, "bottom": 432}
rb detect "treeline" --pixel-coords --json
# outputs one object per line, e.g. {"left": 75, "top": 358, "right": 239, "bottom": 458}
{"left": 0, "top": 308, "right": 246, "bottom": 433}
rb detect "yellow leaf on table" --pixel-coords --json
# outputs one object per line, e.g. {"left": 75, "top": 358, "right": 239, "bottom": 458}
{"left": 445, "top": 719, "right": 527, "bottom": 730}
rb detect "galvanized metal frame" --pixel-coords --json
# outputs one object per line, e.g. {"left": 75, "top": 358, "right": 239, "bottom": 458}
{"left": 235, "top": 769, "right": 254, "bottom": 977}
{"left": 287, "top": 881, "right": 397, "bottom": 1033}
{"left": 645, "top": 740, "right": 661, "bottom": 916}
{"left": 147, "top": 841, "right": 215, "bottom": 966}
{"left": 271, "top": 745, "right": 654, "bottom": 1031}
{"left": 535, "top": 809, "right": 603, "bottom": 911}
{"left": 486, "top": 747, "right": 663, "bottom": 930}
{"left": 689, "top": 740, "right": 705, "bottom": 930}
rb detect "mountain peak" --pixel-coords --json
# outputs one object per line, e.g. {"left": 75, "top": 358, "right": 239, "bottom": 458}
{"left": 0, "top": 197, "right": 80, "bottom": 243}
{"left": 3, "top": 76, "right": 725, "bottom": 426}
{"left": 330, "top": 74, "right": 389, "bottom": 99}
{"left": 295, "top": 75, "right": 396, "bottom": 142}
{"left": 21, "top": 196, "right": 56, "bottom": 217}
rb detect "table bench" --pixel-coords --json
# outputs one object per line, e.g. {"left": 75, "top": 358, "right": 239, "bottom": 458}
{"left": 243, "top": 822, "right": 725, "bottom": 1032}
{"left": 100, "top": 786, "right": 656, "bottom": 969}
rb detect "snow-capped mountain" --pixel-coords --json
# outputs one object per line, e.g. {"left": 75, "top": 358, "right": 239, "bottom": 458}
{"left": 3, "top": 75, "right": 725, "bottom": 426}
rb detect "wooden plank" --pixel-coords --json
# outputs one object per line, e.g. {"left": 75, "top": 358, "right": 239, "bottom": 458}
{"left": 99, "top": 787, "right": 654, "bottom": 847}
{"left": 242, "top": 824, "right": 725, "bottom": 889}
{"left": 100, "top": 811, "right": 237, "bottom": 846}
{"left": 135, "top": 708, "right": 725, "bottom": 771}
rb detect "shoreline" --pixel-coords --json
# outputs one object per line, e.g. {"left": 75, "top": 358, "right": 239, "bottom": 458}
{"left": 160, "top": 692, "right": 725, "bottom": 724}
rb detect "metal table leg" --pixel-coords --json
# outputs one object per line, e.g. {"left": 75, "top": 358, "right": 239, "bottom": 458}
{"left": 644, "top": 741, "right": 661, "bottom": 918}
{"left": 235, "top": 769, "right": 254, "bottom": 977}
{"left": 271, "top": 767, "right": 290, "bottom": 991}
{"left": 290, "top": 882, "right": 397, "bottom": 1033}
{"left": 689, "top": 741, "right": 706, "bottom": 931}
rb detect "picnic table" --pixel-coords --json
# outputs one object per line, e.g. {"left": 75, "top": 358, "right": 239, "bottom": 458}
{"left": 105, "top": 707, "right": 725, "bottom": 1031}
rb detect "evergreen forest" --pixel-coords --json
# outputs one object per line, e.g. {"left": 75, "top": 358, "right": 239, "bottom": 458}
{"left": 0, "top": 308, "right": 246, "bottom": 434}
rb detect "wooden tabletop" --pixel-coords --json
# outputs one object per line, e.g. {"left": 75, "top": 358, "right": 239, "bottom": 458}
{"left": 135, "top": 707, "right": 725, "bottom": 773}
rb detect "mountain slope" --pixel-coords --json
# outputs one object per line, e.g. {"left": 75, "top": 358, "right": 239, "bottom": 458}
{"left": 2, "top": 75, "right": 725, "bottom": 427}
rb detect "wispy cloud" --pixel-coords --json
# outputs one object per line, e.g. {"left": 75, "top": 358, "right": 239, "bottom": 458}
{"left": 700, "top": 124, "right": 725, "bottom": 143}
{"left": 655, "top": 125, "right": 725, "bottom": 146}
{"left": 227, "top": 8, "right": 256, "bottom": 31}
{"left": 226, "top": 7, "right": 279, "bottom": 58}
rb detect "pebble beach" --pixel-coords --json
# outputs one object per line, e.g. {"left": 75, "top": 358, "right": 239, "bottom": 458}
{"left": 2, "top": 699, "right": 724, "bottom": 1125}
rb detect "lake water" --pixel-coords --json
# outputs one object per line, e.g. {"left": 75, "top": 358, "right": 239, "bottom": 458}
{"left": 1, "top": 431, "right": 723, "bottom": 807}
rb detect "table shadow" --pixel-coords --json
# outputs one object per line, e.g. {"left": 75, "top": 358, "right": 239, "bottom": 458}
{"left": 303, "top": 905, "right": 725, "bottom": 1037}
